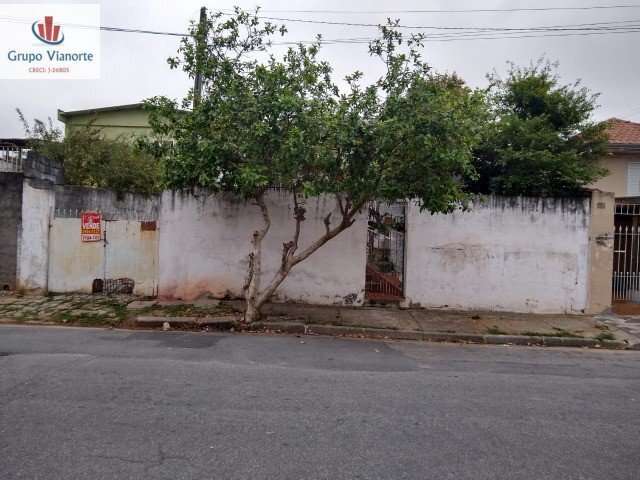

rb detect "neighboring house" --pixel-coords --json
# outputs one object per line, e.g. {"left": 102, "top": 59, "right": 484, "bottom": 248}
{"left": 590, "top": 118, "right": 640, "bottom": 198}
{"left": 57, "top": 103, "right": 152, "bottom": 140}
{"left": 0, "top": 138, "right": 29, "bottom": 172}
{"left": 590, "top": 119, "right": 640, "bottom": 309}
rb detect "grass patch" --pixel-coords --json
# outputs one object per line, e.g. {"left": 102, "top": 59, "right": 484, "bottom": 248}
{"left": 486, "top": 325, "right": 508, "bottom": 335}
{"left": 149, "top": 303, "right": 227, "bottom": 317}
{"left": 0, "top": 304, "right": 20, "bottom": 313}
{"left": 50, "top": 298, "right": 129, "bottom": 327}
{"left": 153, "top": 304, "right": 199, "bottom": 316}
{"left": 102, "top": 299, "right": 129, "bottom": 322}
{"left": 595, "top": 331, "right": 616, "bottom": 342}
{"left": 52, "top": 311, "right": 120, "bottom": 327}
{"left": 521, "top": 329, "right": 583, "bottom": 338}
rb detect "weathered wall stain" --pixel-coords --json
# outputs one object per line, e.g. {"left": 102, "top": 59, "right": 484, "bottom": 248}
{"left": 0, "top": 173, "right": 23, "bottom": 290}
{"left": 405, "top": 195, "right": 591, "bottom": 313}
{"left": 16, "top": 180, "right": 55, "bottom": 293}
{"left": 158, "top": 190, "right": 368, "bottom": 303}
{"left": 54, "top": 185, "right": 160, "bottom": 221}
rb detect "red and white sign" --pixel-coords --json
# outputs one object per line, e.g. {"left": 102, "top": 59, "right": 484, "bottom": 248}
{"left": 81, "top": 211, "right": 102, "bottom": 242}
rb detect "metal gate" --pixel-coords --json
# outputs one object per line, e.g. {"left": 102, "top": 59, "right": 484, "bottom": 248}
{"left": 365, "top": 200, "right": 406, "bottom": 302}
{"left": 47, "top": 208, "right": 159, "bottom": 296}
{"left": 613, "top": 202, "right": 640, "bottom": 302}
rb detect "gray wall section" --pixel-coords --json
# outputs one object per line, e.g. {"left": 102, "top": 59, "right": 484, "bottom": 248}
{"left": 54, "top": 185, "right": 160, "bottom": 221}
{"left": 23, "top": 151, "right": 64, "bottom": 186}
{"left": 0, "top": 173, "right": 23, "bottom": 290}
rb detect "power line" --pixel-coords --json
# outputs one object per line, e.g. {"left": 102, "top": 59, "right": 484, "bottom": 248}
{"left": 420, "top": 27, "right": 640, "bottom": 42}
{"left": 99, "top": 17, "right": 640, "bottom": 36}
{"left": 222, "top": 11, "right": 640, "bottom": 32}
{"left": 3, "top": 13, "right": 640, "bottom": 35}
{"left": 0, "top": 16, "right": 192, "bottom": 37}
{"left": 257, "top": 4, "right": 640, "bottom": 14}
{"left": 2, "top": 15, "right": 640, "bottom": 44}
{"left": 405, "top": 19, "right": 640, "bottom": 39}
{"left": 100, "top": 25, "right": 188, "bottom": 37}
{"left": 291, "top": 28, "right": 640, "bottom": 44}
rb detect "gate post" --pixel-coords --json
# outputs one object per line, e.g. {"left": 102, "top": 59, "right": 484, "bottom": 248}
{"left": 586, "top": 189, "right": 615, "bottom": 314}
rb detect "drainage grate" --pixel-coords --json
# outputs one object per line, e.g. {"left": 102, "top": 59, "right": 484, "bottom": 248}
{"left": 92, "top": 278, "right": 134, "bottom": 295}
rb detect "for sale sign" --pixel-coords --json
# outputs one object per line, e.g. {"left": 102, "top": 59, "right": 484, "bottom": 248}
{"left": 81, "top": 211, "right": 101, "bottom": 242}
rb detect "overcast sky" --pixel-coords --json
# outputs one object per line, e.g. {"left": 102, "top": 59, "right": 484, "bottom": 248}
{"left": 2, "top": 0, "right": 640, "bottom": 137}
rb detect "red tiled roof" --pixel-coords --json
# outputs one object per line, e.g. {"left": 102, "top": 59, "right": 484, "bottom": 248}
{"left": 606, "top": 118, "right": 640, "bottom": 145}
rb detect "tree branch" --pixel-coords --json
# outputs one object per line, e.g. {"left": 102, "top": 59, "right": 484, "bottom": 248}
{"left": 336, "top": 193, "right": 345, "bottom": 216}
{"left": 252, "top": 191, "right": 271, "bottom": 242}
{"left": 281, "top": 190, "right": 305, "bottom": 269}
{"left": 288, "top": 197, "right": 366, "bottom": 269}
{"left": 323, "top": 212, "right": 332, "bottom": 235}
{"left": 255, "top": 196, "right": 367, "bottom": 309}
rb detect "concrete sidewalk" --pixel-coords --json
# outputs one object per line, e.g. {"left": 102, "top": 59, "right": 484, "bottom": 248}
{"left": 1, "top": 292, "right": 637, "bottom": 349}
{"left": 232, "top": 302, "right": 637, "bottom": 349}
{"left": 125, "top": 297, "right": 637, "bottom": 348}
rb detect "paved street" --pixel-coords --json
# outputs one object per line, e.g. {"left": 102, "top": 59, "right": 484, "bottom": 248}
{"left": 1, "top": 325, "right": 639, "bottom": 480}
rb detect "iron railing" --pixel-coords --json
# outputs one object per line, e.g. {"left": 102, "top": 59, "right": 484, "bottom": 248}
{"left": 615, "top": 203, "right": 640, "bottom": 216}
{"left": 0, "top": 143, "right": 26, "bottom": 172}
{"left": 365, "top": 200, "right": 406, "bottom": 301}
{"left": 613, "top": 225, "right": 640, "bottom": 302}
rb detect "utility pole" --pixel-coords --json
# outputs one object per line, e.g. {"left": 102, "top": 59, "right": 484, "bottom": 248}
{"left": 193, "top": 6, "right": 207, "bottom": 108}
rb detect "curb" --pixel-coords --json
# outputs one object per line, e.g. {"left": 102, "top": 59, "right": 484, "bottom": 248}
{"left": 136, "top": 315, "right": 239, "bottom": 329}
{"left": 255, "top": 321, "right": 629, "bottom": 350}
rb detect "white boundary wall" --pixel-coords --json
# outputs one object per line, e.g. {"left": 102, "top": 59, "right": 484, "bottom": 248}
{"left": 158, "top": 190, "right": 368, "bottom": 304}
{"left": 15, "top": 181, "right": 606, "bottom": 314}
{"left": 404, "top": 196, "right": 591, "bottom": 313}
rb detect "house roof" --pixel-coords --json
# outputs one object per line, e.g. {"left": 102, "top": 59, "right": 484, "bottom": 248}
{"left": 605, "top": 118, "right": 640, "bottom": 151}
{"left": 57, "top": 103, "right": 145, "bottom": 122}
{"left": 0, "top": 138, "right": 28, "bottom": 147}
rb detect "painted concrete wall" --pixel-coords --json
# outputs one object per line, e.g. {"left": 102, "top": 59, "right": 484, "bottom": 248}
{"left": 405, "top": 196, "right": 592, "bottom": 314}
{"left": 16, "top": 180, "right": 54, "bottom": 293}
{"left": 63, "top": 109, "right": 152, "bottom": 141}
{"left": 590, "top": 154, "right": 632, "bottom": 197}
{"left": 0, "top": 173, "right": 23, "bottom": 290}
{"left": 13, "top": 177, "right": 610, "bottom": 314}
{"left": 15, "top": 180, "right": 160, "bottom": 294}
{"left": 54, "top": 185, "right": 160, "bottom": 221}
{"left": 587, "top": 190, "right": 615, "bottom": 314}
{"left": 159, "top": 190, "right": 368, "bottom": 304}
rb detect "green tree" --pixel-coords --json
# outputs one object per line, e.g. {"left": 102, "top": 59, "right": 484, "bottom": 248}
{"left": 17, "top": 109, "right": 163, "bottom": 196}
{"left": 146, "top": 9, "right": 487, "bottom": 323}
{"left": 468, "top": 60, "right": 608, "bottom": 196}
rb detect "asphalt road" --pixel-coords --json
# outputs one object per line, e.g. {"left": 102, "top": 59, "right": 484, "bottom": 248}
{"left": 1, "top": 325, "right": 639, "bottom": 480}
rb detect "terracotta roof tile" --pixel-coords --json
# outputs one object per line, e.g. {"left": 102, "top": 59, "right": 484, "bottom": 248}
{"left": 605, "top": 118, "right": 640, "bottom": 145}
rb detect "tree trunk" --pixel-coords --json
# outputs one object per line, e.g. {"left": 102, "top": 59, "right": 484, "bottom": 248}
{"left": 245, "top": 295, "right": 262, "bottom": 323}
{"left": 243, "top": 193, "right": 270, "bottom": 324}
{"left": 244, "top": 241, "right": 263, "bottom": 323}
{"left": 241, "top": 193, "right": 366, "bottom": 325}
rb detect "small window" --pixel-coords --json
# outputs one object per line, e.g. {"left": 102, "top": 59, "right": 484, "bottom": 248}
{"left": 627, "top": 162, "right": 640, "bottom": 196}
